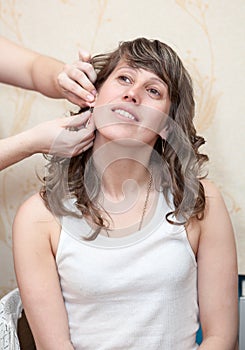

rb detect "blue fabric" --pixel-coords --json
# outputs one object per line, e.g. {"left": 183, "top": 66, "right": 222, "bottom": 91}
{"left": 196, "top": 326, "right": 202, "bottom": 345}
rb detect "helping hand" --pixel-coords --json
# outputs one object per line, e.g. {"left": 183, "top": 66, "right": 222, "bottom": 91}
{"left": 29, "top": 110, "right": 95, "bottom": 157}
{"left": 57, "top": 50, "right": 97, "bottom": 107}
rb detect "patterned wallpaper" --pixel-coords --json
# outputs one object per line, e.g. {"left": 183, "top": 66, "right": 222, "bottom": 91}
{"left": 0, "top": 0, "right": 244, "bottom": 297}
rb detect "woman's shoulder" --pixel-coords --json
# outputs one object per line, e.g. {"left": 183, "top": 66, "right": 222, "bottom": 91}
{"left": 13, "top": 192, "right": 58, "bottom": 230}
{"left": 13, "top": 192, "right": 61, "bottom": 253}
{"left": 199, "top": 178, "right": 232, "bottom": 233}
{"left": 200, "top": 178, "right": 227, "bottom": 214}
{"left": 15, "top": 192, "right": 51, "bottom": 218}
{"left": 200, "top": 178, "right": 223, "bottom": 198}
{"left": 188, "top": 179, "right": 230, "bottom": 235}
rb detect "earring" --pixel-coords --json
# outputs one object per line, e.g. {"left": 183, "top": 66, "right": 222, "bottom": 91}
{"left": 162, "top": 138, "right": 166, "bottom": 155}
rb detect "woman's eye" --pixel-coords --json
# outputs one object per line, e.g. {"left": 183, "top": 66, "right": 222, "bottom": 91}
{"left": 148, "top": 88, "right": 161, "bottom": 96}
{"left": 117, "top": 75, "right": 131, "bottom": 84}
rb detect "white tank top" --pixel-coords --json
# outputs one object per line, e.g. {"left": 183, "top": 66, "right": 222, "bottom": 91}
{"left": 56, "top": 193, "right": 199, "bottom": 349}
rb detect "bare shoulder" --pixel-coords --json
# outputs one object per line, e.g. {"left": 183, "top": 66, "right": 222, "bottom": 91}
{"left": 13, "top": 192, "right": 60, "bottom": 243}
{"left": 199, "top": 178, "right": 234, "bottom": 240}
{"left": 200, "top": 178, "right": 228, "bottom": 215}
{"left": 14, "top": 192, "right": 55, "bottom": 223}
{"left": 185, "top": 179, "right": 227, "bottom": 255}
{"left": 188, "top": 179, "right": 227, "bottom": 231}
{"left": 201, "top": 178, "right": 223, "bottom": 198}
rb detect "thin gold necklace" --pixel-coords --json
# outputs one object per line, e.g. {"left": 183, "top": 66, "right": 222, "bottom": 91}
{"left": 105, "top": 170, "right": 153, "bottom": 237}
{"left": 138, "top": 171, "right": 153, "bottom": 231}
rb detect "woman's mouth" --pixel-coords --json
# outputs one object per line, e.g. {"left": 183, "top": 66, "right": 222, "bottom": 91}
{"left": 112, "top": 108, "right": 138, "bottom": 121}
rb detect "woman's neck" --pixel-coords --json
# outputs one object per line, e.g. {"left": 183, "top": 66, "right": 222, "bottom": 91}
{"left": 90, "top": 135, "right": 158, "bottom": 235}
{"left": 92, "top": 136, "right": 153, "bottom": 199}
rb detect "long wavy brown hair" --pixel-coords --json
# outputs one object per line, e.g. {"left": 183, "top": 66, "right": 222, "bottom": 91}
{"left": 41, "top": 37, "right": 208, "bottom": 238}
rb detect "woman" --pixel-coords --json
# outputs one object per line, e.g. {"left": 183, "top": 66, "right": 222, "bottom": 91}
{"left": 13, "top": 38, "right": 238, "bottom": 349}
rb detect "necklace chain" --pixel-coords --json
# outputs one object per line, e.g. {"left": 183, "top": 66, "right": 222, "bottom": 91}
{"left": 138, "top": 170, "right": 153, "bottom": 231}
{"left": 105, "top": 170, "right": 152, "bottom": 237}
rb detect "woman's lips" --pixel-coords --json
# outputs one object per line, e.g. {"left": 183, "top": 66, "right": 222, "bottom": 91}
{"left": 111, "top": 106, "right": 139, "bottom": 122}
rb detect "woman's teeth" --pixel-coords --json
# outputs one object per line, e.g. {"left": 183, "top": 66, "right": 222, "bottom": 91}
{"left": 114, "top": 109, "right": 135, "bottom": 120}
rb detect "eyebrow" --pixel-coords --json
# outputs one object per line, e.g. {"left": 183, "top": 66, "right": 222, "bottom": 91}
{"left": 115, "top": 66, "right": 168, "bottom": 88}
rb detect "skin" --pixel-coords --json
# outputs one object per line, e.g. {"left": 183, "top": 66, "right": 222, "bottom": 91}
{"left": 93, "top": 62, "right": 170, "bottom": 146}
{"left": 13, "top": 61, "right": 238, "bottom": 349}
{"left": 0, "top": 36, "right": 97, "bottom": 102}
{"left": 57, "top": 48, "right": 97, "bottom": 106}
{"left": 0, "top": 111, "right": 95, "bottom": 171}
{"left": 0, "top": 37, "right": 97, "bottom": 169}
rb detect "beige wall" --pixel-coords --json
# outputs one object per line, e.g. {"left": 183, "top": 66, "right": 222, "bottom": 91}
{"left": 0, "top": 0, "right": 244, "bottom": 296}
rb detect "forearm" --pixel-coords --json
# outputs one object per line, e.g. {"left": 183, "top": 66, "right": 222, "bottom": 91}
{"left": 0, "top": 36, "right": 64, "bottom": 98}
{"left": 0, "top": 130, "right": 36, "bottom": 170}
{"left": 0, "top": 36, "right": 97, "bottom": 106}
{"left": 31, "top": 54, "right": 64, "bottom": 98}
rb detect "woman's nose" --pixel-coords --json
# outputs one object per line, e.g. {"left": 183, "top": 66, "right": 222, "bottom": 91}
{"left": 122, "top": 87, "right": 140, "bottom": 104}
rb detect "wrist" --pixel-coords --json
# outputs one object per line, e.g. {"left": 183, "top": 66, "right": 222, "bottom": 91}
{"left": 19, "top": 128, "right": 42, "bottom": 156}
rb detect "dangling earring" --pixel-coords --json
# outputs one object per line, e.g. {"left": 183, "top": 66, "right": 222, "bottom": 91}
{"left": 161, "top": 138, "right": 166, "bottom": 155}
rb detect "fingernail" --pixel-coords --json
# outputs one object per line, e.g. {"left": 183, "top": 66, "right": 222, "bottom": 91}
{"left": 86, "top": 94, "right": 94, "bottom": 101}
{"left": 92, "top": 89, "right": 97, "bottom": 96}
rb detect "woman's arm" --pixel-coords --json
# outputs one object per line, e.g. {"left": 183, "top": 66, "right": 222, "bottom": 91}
{"left": 197, "top": 180, "right": 238, "bottom": 349}
{"left": 0, "top": 36, "right": 96, "bottom": 105}
{"left": 12, "top": 193, "right": 74, "bottom": 350}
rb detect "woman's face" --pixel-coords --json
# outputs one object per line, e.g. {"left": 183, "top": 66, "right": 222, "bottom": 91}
{"left": 93, "top": 60, "right": 171, "bottom": 146}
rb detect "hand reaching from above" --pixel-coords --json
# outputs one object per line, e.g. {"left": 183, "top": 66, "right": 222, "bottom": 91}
{"left": 58, "top": 50, "right": 97, "bottom": 107}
